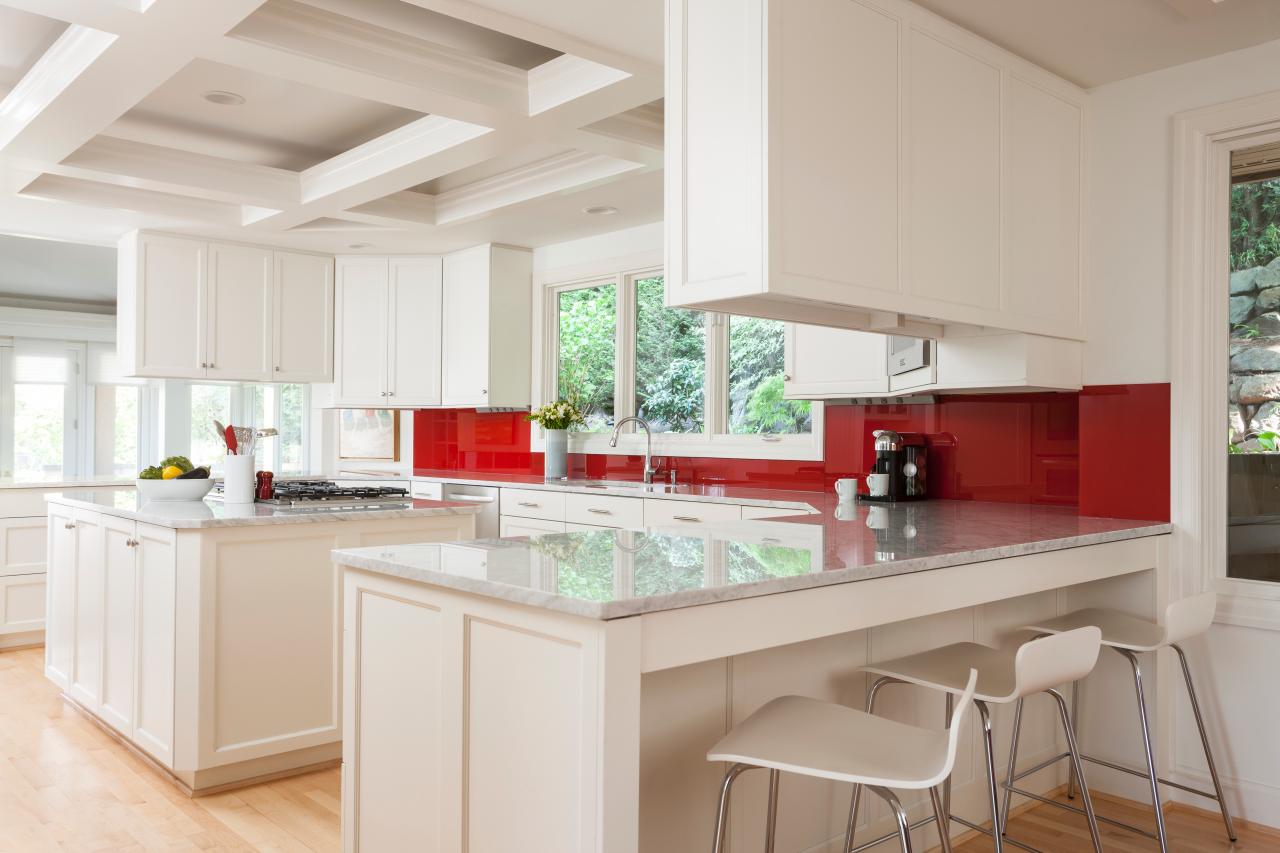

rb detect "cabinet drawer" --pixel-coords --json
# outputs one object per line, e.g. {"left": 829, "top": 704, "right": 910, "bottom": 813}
{"left": 500, "top": 488, "right": 565, "bottom": 521}
{"left": 0, "top": 573, "right": 45, "bottom": 634}
{"left": 410, "top": 480, "right": 443, "bottom": 500}
{"left": 564, "top": 493, "right": 643, "bottom": 529}
{"left": 499, "top": 516, "right": 566, "bottom": 537}
{"left": 644, "top": 500, "right": 742, "bottom": 527}
{"left": 0, "top": 517, "right": 47, "bottom": 577}
{"left": 740, "top": 504, "right": 815, "bottom": 520}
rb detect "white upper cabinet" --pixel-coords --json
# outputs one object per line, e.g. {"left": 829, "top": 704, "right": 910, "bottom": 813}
{"left": 784, "top": 325, "right": 889, "bottom": 398}
{"left": 441, "top": 244, "right": 532, "bottom": 408}
{"left": 666, "top": 0, "right": 1087, "bottom": 342}
{"left": 206, "top": 242, "right": 273, "bottom": 382}
{"left": 333, "top": 256, "right": 442, "bottom": 408}
{"left": 274, "top": 251, "right": 335, "bottom": 383}
{"left": 118, "top": 231, "right": 334, "bottom": 383}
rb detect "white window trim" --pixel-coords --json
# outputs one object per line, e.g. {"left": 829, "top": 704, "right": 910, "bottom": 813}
{"left": 1171, "top": 88, "right": 1280, "bottom": 630}
{"left": 183, "top": 380, "right": 311, "bottom": 475}
{"left": 530, "top": 254, "right": 825, "bottom": 462}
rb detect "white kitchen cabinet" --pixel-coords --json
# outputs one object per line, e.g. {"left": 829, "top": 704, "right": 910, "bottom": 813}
{"left": 118, "top": 231, "right": 334, "bottom": 382}
{"left": 500, "top": 517, "right": 566, "bottom": 537}
{"left": 333, "top": 255, "right": 442, "bottom": 407}
{"left": 784, "top": 325, "right": 889, "bottom": 399}
{"left": 644, "top": 500, "right": 742, "bottom": 527}
{"left": 99, "top": 515, "right": 137, "bottom": 735}
{"left": 441, "top": 244, "right": 532, "bottom": 408}
{"left": 206, "top": 242, "right": 273, "bottom": 381}
{"left": 273, "top": 251, "right": 335, "bottom": 382}
{"left": 44, "top": 503, "right": 76, "bottom": 689}
{"left": 0, "top": 575, "right": 45, "bottom": 637}
{"left": 0, "top": 516, "right": 46, "bottom": 577}
{"left": 69, "top": 509, "right": 105, "bottom": 710}
{"left": 666, "top": 0, "right": 1087, "bottom": 342}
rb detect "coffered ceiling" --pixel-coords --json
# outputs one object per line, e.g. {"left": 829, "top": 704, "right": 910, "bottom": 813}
{"left": 0, "top": 0, "right": 664, "bottom": 253}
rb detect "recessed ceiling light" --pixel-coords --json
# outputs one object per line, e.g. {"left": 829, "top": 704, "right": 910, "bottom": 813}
{"left": 203, "top": 90, "right": 246, "bottom": 106}
{"left": 583, "top": 205, "right": 618, "bottom": 216}
{"left": 347, "top": 243, "right": 372, "bottom": 249}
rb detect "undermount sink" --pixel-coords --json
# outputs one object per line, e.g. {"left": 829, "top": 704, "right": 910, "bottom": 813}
{"left": 558, "top": 479, "right": 678, "bottom": 493}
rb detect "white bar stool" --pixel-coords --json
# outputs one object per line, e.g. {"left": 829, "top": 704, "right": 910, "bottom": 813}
{"left": 855, "top": 626, "right": 1105, "bottom": 853}
{"left": 706, "top": 669, "right": 978, "bottom": 853}
{"left": 1017, "top": 590, "right": 1235, "bottom": 851}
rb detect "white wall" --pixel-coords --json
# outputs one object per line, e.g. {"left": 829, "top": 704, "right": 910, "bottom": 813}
{"left": 1088, "top": 37, "right": 1280, "bottom": 385}
{"left": 1089, "top": 37, "right": 1280, "bottom": 829}
{"left": 531, "top": 221, "right": 662, "bottom": 275}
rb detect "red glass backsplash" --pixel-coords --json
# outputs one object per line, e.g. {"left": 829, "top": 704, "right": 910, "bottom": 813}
{"left": 412, "top": 383, "right": 1170, "bottom": 518}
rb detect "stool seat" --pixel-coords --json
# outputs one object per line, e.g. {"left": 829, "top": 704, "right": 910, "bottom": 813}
{"left": 1025, "top": 608, "right": 1166, "bottom": 652}
{"left": 708, "top": 695, "right": 952, "bottom": 788}
{"left": 862, "top": 642, "right": 1018, "bottom": 702}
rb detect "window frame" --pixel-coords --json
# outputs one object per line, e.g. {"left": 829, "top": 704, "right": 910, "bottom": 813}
{"left": 532, "top": 256, "right": 824, "bottom": 461}
{"left": 185, "top": 380, "right": 311, "bottom": 475}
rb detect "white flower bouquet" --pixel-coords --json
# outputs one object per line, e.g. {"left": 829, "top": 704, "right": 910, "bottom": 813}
{"left": 527, "top": 399, "right": 586, "bottom": 431}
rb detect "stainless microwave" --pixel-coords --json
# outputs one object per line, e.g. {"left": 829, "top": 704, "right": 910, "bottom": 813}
{"left": 887, "top": 336, "right": 931, "bottom": 376}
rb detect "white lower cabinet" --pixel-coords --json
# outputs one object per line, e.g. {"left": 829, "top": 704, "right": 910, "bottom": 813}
{"left": 0, "top": 516, "right": 48, "bottom": 577}
{"left": 644, "top": 499, "right": 743, "bottom": 527}
{"left": 563, "top": 493, "right": 644, "bottom": 529}
{"left": 45, "top": 509, "right": 176, "bottom": 765}
{"left": 500, "top": 517, "right": 566, "bottom": 537}
{"left": 0, "top": 574, "right": 45, "bottom": 636}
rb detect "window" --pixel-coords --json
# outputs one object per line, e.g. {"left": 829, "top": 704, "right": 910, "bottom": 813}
{"left": 540, "top": 266, "right": 822, "bottom": 459}
{"left": 87, "top": 342, "right": 152, "bottom": 478}
{"left": 189, "top": 382, "right": 309, "bottom": 474}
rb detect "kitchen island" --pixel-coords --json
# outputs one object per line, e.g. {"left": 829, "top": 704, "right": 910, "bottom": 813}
{"left": 333, "top": 500, "right": 1170, "bottom": 852}
{"left": 43, "top": 490, "right": 478, "bottom": 794}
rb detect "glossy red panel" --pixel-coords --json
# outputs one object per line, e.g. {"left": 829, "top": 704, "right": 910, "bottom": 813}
{"left": 1078, "top": 383, "right": 1170, "bottom": 521}
{"left": 413, "top": 384, "right": 1168, "bottom": 518}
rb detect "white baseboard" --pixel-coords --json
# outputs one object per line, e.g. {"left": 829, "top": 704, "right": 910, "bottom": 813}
{"left": 1170, "top": 767, "right": 1280, "bottom": 830}
{"left": 0, "top": 629, "right": 43, "bottom": 650}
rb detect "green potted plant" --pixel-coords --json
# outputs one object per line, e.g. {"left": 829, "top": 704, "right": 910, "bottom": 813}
{"left": 527, "top": 398, "right": 586, "bottom": 480}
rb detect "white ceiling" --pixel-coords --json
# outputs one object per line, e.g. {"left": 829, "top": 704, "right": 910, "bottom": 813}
{"left": 914, "top": 0, "right": 1280, "bottom": 88}
{"left": 0, "top": 233, "right": 115, "bottom": 305}
{"left": 0, "top": 7, "right": 64, "bottom": 100}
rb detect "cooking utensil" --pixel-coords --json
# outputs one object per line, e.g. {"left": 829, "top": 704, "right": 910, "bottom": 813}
{"left": 234, "top": 426, "right": 254, "bottom": 457}
{"left": 225, "top": 425, "right": 238, "bottom": 455}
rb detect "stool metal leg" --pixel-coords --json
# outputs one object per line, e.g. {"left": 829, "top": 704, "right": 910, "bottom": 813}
{"left": 764, "top": 768, "right": 781, "bottom": 853}
{"left": 1171, "top": 643, "right": 1238, "bottom": 842}
{"left": 871, "top": 787, "right": 914, "bottom": 853}
{"left": 1000, "top": 697, "right": 1025, "bottom": 834}
{"left": 974, "top": 700, "right": 1005, "bottom": 853}
{"left": 846, "top": 676, "right": 897, "bottom": 852}
{"left": 942, "top": 693, "right": 954, "bottom": 835}
{"left": 711, "top": 762, "right": 753, "bottom": 853}
{"left": 1118, "top": 648, "right": 1170, "bottom": 853}
{"left": 929, "top": 786, "right": 953, "bottom": 853}
{"left": 1066, "top": 680, "right": 1080, "bottom": 800}
{"left": 1048, "top": 687, "right": 1104, "bottom": 853}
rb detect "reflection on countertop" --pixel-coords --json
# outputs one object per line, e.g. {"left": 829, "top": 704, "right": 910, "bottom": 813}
{"left": 333, "top": 500, "right": 1171, "bottom": 620}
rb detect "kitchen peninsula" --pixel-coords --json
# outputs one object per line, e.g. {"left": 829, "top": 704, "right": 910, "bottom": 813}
{"left": 333, "top": 500, "right": 1169, "bottom": 852}
{"left": 43, "top": 490, "right": 478, "bottom": 794}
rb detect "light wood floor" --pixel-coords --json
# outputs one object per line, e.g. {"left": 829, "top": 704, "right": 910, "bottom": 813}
{"left": 2, "top": 645, "right": 1276, "bottom": 852}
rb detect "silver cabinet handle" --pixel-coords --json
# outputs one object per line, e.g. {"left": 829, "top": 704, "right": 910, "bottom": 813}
{"left": 760, "top": 537, "right": 781, "bottom": 544}
{"left": 64, "top": 522, "right": 75, "bottom": 530}
{"left": 673, "top": 515, "right": 701, "bottom": 522}
{"left": 126, "top": 538, "right": 139, "bottom": 548}
{"left": 201, "top": 362, "right": 208, "bottom": 368}
{"left": 761, "top": 435, "right": 782, "bottom": 443}
{"left": 275, "top": 366, "right": 281, "bottom": 371}
{"left": 784, "top": 374, "right": 792, "bottom": 381}
{"left": 209, "top": 362, "right": 215, "bottom": 368}
{"left": 587, "top": 508, "right": 612, "bottom": 515}
{"left": 517, "top": 501, "right": 540, "bottom": 508}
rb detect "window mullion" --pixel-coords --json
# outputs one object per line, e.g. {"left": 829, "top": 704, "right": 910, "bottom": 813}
{"left": 616, "top": 272, "right": 636, "bottom": 427}
{"left": 705, "top": 313, "right": 728, "bottom": 436}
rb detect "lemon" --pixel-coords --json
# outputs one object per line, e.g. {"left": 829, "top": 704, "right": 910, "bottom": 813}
{"left": 161, "top": 465, "right": 183, "bottom": 480}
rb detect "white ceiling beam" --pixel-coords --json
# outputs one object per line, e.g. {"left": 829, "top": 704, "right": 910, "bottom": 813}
{"left": 434, "top": 151, "right": 642, "bottom": 225}
{"left": 343, "top": 192, "right": 437, "bottom": 228}
{"left": 397, "top": 0, "right": 660, "bottom": 80}
{"left": 1161, "top": 0, "right": 1227, "bottom": 18}
{"left": 581, "top": 102, "right": 664, "bottom": 153}
{"left": 51, "top": 136, "right": 299, "bottom": 208}
{"left": 0, "top": 0, "right": 267, "bottom": 167}
{"left": 19, "top": 174, "right": 243, "bottom": 226}
{"left": 0, "top": 0, "right": 140, "bottom": 31}
{"left": 245, "top": 116, "right": 495, "bottom": 228}
{"left": 528, "top": 55, "right": 629, "bottom": 116}
{"left": 208, "top": 0, "right": 528, "bottom": 126}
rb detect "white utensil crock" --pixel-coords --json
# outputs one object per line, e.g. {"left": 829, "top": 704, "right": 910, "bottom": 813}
{"left": 222, "top": 454, "right": 256, "bottom": 504}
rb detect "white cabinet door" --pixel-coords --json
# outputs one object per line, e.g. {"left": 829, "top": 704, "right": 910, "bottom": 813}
{"left": 69, "top": 509, "right": 105, "bottom": 710}
{"left": 274, "top": 251, "right": 334, "bottom": 383}
{"left": 387, "top": 257, "right": 442, "bottom": 406}
{"left": 133, "top": 522, "right": 175, "bottom": 767}
{"left": 441, "top": 246, "right": 491, "bottom": 406}
{"left": 44, "top": 504, "right": 76, "bottom": 689}
{"left": 0, "top": 516, "right": 47, "bottom": 577}
{"left": 99, "top": 516, "right": 136, "bottom": 735}
{"left": 206, "top": 242, "right": 273, "bottom": 382}
{"left": 784, "top": 324, "right": 889, "bottom": 398}
{"left": 334, "top": 258, "right": 390, "bottom": 406}
{"left": 133, "top": 234, "right": 206, "bottom": 377}
{"left": 0, "top": 574, "right": 45, "bottom": 635}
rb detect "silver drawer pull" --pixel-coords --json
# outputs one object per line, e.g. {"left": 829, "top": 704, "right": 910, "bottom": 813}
{"left": 587, "top": 508, "right": 612, "bottom": 515}
{"left": 64, "top": 522, "right": 75, "bottom": 530}
{"left": 761, "top": 435, "right": 782, "bottom": 443}
{"left": 760, "top": 537, "right": 781, "bottom": 544}
{"left": 517, "top": 501, "right": 540, "bottom": 508}
{"left": 673, "top": 515, "right": 701, "bottom": 522}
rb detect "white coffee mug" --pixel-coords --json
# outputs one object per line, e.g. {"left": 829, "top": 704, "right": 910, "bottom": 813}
{"left": 834, "top": 477, "right": 857, "bottom": 501}
{"left": 866, "top": 472, "right": 890, "bottom": 497}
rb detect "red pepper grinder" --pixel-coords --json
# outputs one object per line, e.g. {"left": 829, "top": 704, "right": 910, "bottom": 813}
{"left": 255, "top": 470, "right": 274, "bottom": 500}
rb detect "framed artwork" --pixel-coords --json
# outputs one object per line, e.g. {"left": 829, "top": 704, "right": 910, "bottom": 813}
{"left": 338, "top": 409, "right": 400, "bottom": 461}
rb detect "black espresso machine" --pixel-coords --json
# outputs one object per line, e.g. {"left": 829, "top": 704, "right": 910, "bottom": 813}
{"left": 862, "top": 429, "right": 927, "bottom": 502}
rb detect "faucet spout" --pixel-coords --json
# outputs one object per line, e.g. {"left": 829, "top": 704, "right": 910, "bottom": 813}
{"left": 609, "top": 416, "right": 659, "bottom": 484}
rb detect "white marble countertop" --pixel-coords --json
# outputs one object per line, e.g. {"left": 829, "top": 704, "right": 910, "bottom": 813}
{"left": 46, "top": 489, "right": 481, "bottom": 529}
{"left": 410, "top": 468, "right": 822, "bottom": 510}
{"left": 333, "top": 500, "right": 1172, "bottom": 619}
{"left": 0, "top": 475, "right": 136, "bottom": 490}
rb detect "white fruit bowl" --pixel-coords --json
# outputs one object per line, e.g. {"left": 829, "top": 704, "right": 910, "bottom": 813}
{"left": 135, "top": 478, "right": 215, "bottom": 503}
